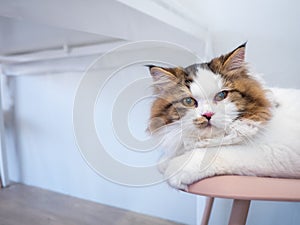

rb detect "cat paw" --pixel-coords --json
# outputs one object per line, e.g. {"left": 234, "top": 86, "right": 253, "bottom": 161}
{"left": 167, "top": 171, "right": 193, "bottom": 191}
{"left": 164, "top": 154, "right": 201, "bottom": 191}
{"left": 163, "top": 149, "right": 219, "bottom": 190}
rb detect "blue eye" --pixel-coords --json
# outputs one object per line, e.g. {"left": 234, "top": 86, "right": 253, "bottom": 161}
{"left": 182, "top": 97, "right": 198, "bottom": 107}
{"left": 214, "top": 90, "right": 228, "bottom": 101}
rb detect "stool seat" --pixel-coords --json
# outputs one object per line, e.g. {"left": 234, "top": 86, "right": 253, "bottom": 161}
{"left": 187, "top": 175, "right": 300, "bottom": 201}
{"left": 186, "top": 176, "right": 300, "bottom": 225}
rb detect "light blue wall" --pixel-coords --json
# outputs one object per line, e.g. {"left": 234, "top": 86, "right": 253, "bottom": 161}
{"left": 209, "top": 199, "right": 300, "bottom": 225}
{"left": 6, "top": 68, "right": 200, "bottom": 224}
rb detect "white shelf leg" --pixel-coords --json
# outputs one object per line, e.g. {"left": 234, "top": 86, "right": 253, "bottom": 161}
{"left": 0, "top": 74, "right": 9, "bottom": 187}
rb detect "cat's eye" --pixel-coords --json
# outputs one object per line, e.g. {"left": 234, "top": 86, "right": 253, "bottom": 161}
{"left": 182, "top": 97, "right": 198, "bottom": 107}
{"left": 214, "top": 90, "right": 228, "bottom": 102}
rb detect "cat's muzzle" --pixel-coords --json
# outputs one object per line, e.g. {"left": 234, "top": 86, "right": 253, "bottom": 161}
{"left": 193, "top": 117, "right": 210, "bottom": 128}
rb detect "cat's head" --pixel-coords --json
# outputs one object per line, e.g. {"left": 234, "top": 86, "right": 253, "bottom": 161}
{"left": 148, "top": 43, "right": 272, "bottom": 140}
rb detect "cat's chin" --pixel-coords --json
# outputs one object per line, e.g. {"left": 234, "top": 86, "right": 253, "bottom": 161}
{"left": 181, "top": 125, "right": 226, "bottom": 150}
{"left": 202, "top": 122, "right": 212, "bottom": 128}
{"left": 196, "top": 124, "right": 225, "bottom": 135}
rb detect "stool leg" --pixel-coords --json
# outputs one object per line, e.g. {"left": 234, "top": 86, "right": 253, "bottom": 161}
{"left": 228, "top": 199, "right": 251, "bottom": 225}
{"left": 201, "top": 197, "right": 214, "bottom": 225}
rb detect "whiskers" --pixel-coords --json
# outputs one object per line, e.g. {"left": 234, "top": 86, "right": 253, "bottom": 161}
{"left": 228, "top": 120, "right": 266, "bottom": 147}
{"left": 156, "top": 120, "right": 193, "bottom": 156}
{"left": 157, "top": 110, "right": 268, "bottom": 155}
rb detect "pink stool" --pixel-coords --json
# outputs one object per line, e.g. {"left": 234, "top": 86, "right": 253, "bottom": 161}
{"left": 187, "top": 175, "right": 300, "bottom": 225}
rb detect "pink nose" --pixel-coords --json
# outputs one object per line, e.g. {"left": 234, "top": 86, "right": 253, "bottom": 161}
{"left": 202, "top": 112, "right": 214, "bottom": 120}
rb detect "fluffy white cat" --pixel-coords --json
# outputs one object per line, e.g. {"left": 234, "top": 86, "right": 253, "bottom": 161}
{"left": 148, "top": 44, "right": 300, "bottom": 190}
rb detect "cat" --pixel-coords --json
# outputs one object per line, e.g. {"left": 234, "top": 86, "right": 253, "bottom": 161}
{"left": 147, "top": 43, "right": 300, "bottom": 190}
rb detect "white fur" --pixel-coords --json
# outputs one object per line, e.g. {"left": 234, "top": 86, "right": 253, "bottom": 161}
{"left": 158, "top": 75, "right": 300, "bottom": 190}
{"left": 183, "top": 68, "right": 252, "bottom": 149}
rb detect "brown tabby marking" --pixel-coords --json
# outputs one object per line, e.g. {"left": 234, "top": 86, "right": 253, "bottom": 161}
{"left": 207, "top": 44, "right": 272, "bottom": 122}
{"left": 148, "top": 66, "right": 192, "bottom": 132}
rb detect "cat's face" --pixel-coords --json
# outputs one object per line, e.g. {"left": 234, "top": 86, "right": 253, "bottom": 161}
{"left": 148, "top": 44, "right": 272, "bottom": 141}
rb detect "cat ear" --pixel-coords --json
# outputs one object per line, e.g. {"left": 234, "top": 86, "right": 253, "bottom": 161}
{"left": 146, "top": 65, "right": 176, "bottom": 80}
{"left": 223, "top": 42, "right": 247, "bottom": 71}
{"left": 146, "top": 65, "right": 178, "bottom": 92}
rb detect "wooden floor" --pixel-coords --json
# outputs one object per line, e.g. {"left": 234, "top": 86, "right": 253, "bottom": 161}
{"left": 0, "top": 184, "right": 184, "bottom": 225}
